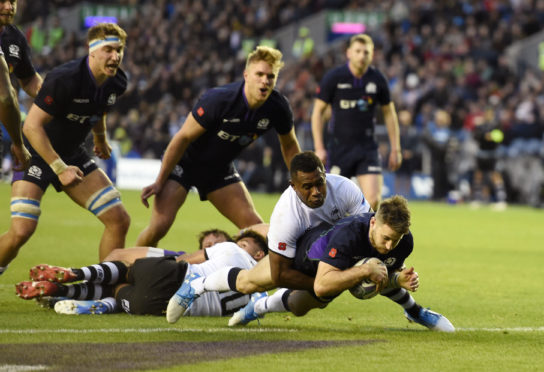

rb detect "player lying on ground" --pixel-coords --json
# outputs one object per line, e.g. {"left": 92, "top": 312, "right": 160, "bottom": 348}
{"left": 166, "top": 151, "right": 372, "bottom": 322}
{"left": 173, "top": 195, "right": 455, "bottom": 332}
{"left": 15, "top": 230, "right": 267, "bottom": 317}
{"left": 102, "top": 228, "right": 234, "bottom": 265}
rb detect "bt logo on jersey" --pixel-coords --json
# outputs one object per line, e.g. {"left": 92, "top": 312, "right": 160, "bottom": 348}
{"left": 66, "top": 113, "right": 91, "bottom": 124}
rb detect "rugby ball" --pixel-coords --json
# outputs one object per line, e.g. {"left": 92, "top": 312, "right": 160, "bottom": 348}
{"left": 349, "top": 257, "right": 385, "bottom": 300}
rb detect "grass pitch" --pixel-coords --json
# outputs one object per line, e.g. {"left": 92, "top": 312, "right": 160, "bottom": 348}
{"left": 0, "top": 182, "right": 543, "bottom": 371}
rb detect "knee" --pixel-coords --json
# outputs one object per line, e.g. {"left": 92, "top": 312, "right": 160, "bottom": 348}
{"left": 290, "top": 307, "right": 310, "bottom": 317}
{"left": 235, "top": 272, "right": 259, "bottom": 294}
{"left": 8, "top": 222, "right": 36, "bottom": 247}
{"left": 105, "top": 208, "right": 131, "bottom": 233}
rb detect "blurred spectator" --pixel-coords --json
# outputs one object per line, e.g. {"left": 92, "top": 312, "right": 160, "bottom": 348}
{"left": 422, "top": 109, "right": 454, "bottom": 200}
{"left": 395, "top": 110, "right": 421, "bottom": 198}
{"left": 292, "top": 26, "right": 314, "bottom": 59}
{"left": 471, "top": 112, "right": 507, "bottom": 209}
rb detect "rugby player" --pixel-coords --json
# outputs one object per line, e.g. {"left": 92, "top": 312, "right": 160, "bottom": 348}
{"left": 15, "top": 230, "right": 267, "bottom": 317}
{"left": 166, "top": 151, "right": 371, "bottom": 321}
{"left": 0, "top": 23, "right": 130, "bottom": 276}
{"left": 0, "top": 0, "right": 42, "bottom": 174}
{"left": 136, "top": 45, "right": 300, "bottom": 247}
{"left": 230, "top": 196, "right": 454, "bottom": 332}
{"left": 167, "top": 154, "right": 452, "bottom": 331}
{"left": 311, "top": 33, "right": 402, "bottom": 210}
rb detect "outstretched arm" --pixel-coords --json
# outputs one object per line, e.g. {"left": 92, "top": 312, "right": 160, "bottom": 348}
{"left": 269, "top": 251, "right": 314, "bottom": 291}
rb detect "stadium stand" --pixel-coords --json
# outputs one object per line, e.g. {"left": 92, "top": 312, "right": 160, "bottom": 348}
{"left": 4, "top": 0, "right": 544, "bottom": 204}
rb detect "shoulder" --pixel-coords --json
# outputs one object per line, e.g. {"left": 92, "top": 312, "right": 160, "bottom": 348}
{"left": 2, "top": 25, "right": 27, "bottom": 43}
{"left": 46, "top": 58, "right": 84, "bottom": 80}
{"left": 205, "top": 241, "right": 240, "bottom": 258}
{"left": 270, "top": 188, "right": 303, "bottom": 224}
{"left": 268, "top": 90, "right": 290, "bottom": 107}
{"left": 368, "top": 66, "right": 388, "bottom": 82}
{"left": 41, "top": 58, "right": 83, "bottom": 91}
{"left": 0, "top": 25, "right": 30, "bottom": 55}
{"left": 326, "top": 174, "right": 358, "bottom": 191}
{"left": 111, "top": 67, "right": 128, "bottom": 92}
{"left": 264, "top": 90, "right": 292, "bottom": 117}
{"left": 201, "top": 81, "right": 243, "bottom": 103}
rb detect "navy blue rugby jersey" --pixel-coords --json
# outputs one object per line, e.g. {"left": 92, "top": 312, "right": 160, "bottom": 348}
{"left": 307, "top": 213, "right": 413, "bottom": 274}
{"left": 33, "top": 57, "right": 127, "bottom": 156}
{"left": 185, "top": 81, "right": 294, "bottom": 168}
{"left": 317, "top": 64, "right": 391, "bottom": 147}
{"left": 0, "top": 24, "right": 36, "bottom": 80}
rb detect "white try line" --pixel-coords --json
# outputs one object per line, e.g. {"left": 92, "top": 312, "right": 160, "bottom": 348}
{"left": 455, "top": 327, "right": 544, "bottom": 332}
{"left": 0, "top": 327, "right": 297, "bottom": 335}
{"left": 1, "top": 327, "right": 543, "bottom": 335}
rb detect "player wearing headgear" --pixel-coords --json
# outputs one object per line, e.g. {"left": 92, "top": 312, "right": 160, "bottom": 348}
{"left": 136, "top": 45, "right": 301, "bottom": 248}
{"left": 0, "top": 23, "right": 130, "bottom": 276}
{"left": 0, "top": 0, "right": 42, "bottom": 174}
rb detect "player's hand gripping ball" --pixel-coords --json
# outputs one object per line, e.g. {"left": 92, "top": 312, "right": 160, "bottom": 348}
{"left": 349, "top": 257, "right": 385, "bottom": 300}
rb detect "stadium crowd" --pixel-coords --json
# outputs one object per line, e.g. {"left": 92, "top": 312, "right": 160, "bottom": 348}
{"left": 4, "top": 0, "right": 544, "bottom": 205}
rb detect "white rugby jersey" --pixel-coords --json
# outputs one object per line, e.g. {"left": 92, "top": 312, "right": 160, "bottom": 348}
{"left": 185, "top": 242, "right": 257, "bottom": 317}
{"left": 268, "top": 174, "right": 371, "bottom": 259}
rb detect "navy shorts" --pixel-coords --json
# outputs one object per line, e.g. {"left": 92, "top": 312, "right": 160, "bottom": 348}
{"left": 328, "top": 144, "right": 382, "bottom": 178}
{"left": 12, "top": 148, "right": 98, "bottom": 192}
{"left": 116, "top": 257, "right": 188, "bottom": 316}
{"left": 168, "top": 161, "right": 242, "bottom": 201}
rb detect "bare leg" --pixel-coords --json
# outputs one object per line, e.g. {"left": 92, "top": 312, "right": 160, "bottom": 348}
{"left": 64, "top": 169, "right": 130, "bottom": 261}
{"left": 356, "top": 173, "right": 383, "bottom": 211}
{"left": 207, "top": 181, "right": 263, "bottom": 229}
{"left": 135, "top": 180, "right": 188, "bottom": 247}
{"left": 0, "top": 180, "right": 43, "bottom": 267}
{"left": 235, "top": 255, "right": 276, "bottom": 294}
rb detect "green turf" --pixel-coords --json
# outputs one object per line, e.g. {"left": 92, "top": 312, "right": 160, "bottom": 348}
{"left": 0, "top": 182, "right": 543, "bottom": 371}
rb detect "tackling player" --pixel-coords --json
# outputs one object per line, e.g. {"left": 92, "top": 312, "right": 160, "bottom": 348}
{"left": 166, "top": 151, "right": 371, "bottom": 320}
{"left": 15, "top": 230, "right": 267, "bottom": 317}
{"left": 136, "top": 45, "right": 300, "bottom": 247}
{"left": 230, "top": 195, "right": 454, "bottom": 332}
{"left": 0, "top": 0, "right": 42, "bottom": 175}
{"left": 167, "top": 153, "right": 452, "bottom": 331}
{"left": 311, "top": 33, "right": 402, "bottom": 210}
{"left": 0, "top": 23, "right": 130, "bottom": 276}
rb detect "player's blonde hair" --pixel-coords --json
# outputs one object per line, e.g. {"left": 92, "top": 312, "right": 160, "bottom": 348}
{"left": 375, "top": 195, "right": 411, "bottom": 234}
{"left": 246, "top": 46, "right": 285, "bottom": 75}
{"left": 87, "top": 23, "right": 127, "bottom": 46}
{"left": 349, "top": 33, "right": 374, "bottom": 49}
